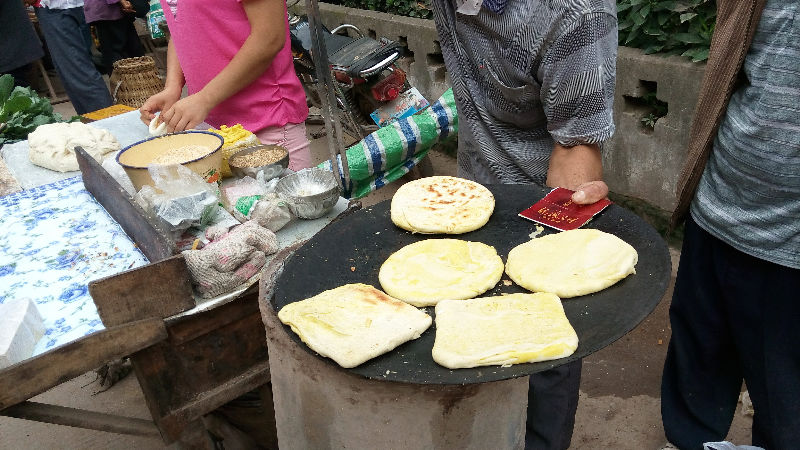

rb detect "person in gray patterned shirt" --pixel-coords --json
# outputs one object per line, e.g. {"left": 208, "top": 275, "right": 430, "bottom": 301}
{"left": 661, "top": 0, "right": 800, "bottom": 448}
{"left": 430, "top": 0, "right": 617, "bottom": 448}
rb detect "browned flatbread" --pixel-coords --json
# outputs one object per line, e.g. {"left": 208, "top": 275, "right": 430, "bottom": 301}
{"left": 390, "top": 176, "right": 495, "bottom": 234}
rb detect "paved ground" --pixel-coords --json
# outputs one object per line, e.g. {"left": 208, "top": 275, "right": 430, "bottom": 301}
{"left": 0, "top": 102, "right": 755, "bottom": 449}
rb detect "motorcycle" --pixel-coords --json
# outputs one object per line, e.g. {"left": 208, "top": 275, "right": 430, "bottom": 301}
{"left": 287, "top": 2, "right": 428, "bottom": 140}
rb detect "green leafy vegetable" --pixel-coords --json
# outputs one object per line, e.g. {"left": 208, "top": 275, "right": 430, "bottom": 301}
{"left": 0, "top": 73, "right": 77, "bottom": 146}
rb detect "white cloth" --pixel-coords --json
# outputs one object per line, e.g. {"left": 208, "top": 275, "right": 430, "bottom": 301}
{"left": 39, "top": 0, "right": 84, "bottom": 9}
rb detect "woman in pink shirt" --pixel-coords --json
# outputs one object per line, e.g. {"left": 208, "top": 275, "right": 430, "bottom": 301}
{"left": 139, "top": 0, "right": 312, "bottom": 170}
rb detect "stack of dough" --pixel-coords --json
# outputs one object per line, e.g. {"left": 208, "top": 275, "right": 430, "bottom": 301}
{"left": 28, "top": 122, "right": 120, "bottom": 172}
{"left": 277, "top": 284, "right": 432, "bottom": 368}
{"left": 379, "top": 238, "right": 504, "bottom": 307}
{"left": 207, "top": 124, "right": 261, "bottom": 177}
{"left": 391, "top": 176, "right": 495, "bottom": 234}
{"left": 505, "top": 229, "right": 638, "bottom": 298}
{"left": 432, "top": 293, "right": 579, "bottom": 369}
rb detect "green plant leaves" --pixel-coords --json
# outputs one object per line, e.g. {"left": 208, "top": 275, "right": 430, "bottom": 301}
{"left": 617, "top": 0, "right": 714, "bottom": 62}
{"left": 0, "top": 74, "right": 67, "bottom": 146}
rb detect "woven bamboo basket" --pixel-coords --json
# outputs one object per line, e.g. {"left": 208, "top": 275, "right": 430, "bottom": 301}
{"left": 110, "top": 56, "right": 164, "bottom": 109}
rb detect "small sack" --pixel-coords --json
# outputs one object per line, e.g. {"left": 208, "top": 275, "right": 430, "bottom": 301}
{"left": 109, "top": 56, "right": 164, "bottom": 109}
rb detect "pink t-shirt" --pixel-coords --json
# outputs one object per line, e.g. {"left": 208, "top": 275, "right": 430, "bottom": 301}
{"left": 160, "top": 0, "right": 308, "bottom": 132}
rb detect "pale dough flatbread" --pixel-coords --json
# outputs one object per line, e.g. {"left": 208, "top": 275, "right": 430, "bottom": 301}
{"left": 379, "top": 239, "right": 504, "bottom": 307}
{"left": 505, "top": 229, "right": 638, "bottom": 298}
{"left": 277, "top": 283, "right": 432, "bottom": 368}
{"left": 391, "top": 176, "right": 495, "bottom": 234}
{"left": 432, "top": 293, "right": 579, "bottom": 369}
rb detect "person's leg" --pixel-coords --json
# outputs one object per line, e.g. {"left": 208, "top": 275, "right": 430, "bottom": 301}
{"left": 255, "top": 122, "right": 313, "bottom": 171}
{"left": 661, "top": 217, "right": 743, "bottom": 450}
{"left": 92, "top": 20, "right": 116, "bottom": 75}
{"left": 525, "top": 359, "right": 582, "bottom": 450}
{"left": 4, "top": 64, "right": 33, "bottom": 88}
{"left": 35, "top": 7, "right": 112, "bottom": 114}
{"left": 722, "top": 248, "right": 800, "bottom": 449}
{"left": 121, "top": 17, "right": 145, "bottom": 59}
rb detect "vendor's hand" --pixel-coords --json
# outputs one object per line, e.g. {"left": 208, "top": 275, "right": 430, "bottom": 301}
{"left": 160, "top": 93, "right": 213, "bottom": 133}
{"left": 546, "top": 143, "right": 608, "bottom": 205}
{"left": 182, "top": 222, "right": 279, "bottom": 298}
{"left": 119, "top": 0, "right": 135, "bottom": 14}
{"left": 139, "top": 88, "right": 181, "bottom": 126}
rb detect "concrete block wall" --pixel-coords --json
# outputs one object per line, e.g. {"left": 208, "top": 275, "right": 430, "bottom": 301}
{"left": 605, "top": 47, "right": 706, "bottom": 211}
{"left": 306, "top": 3, "right": 707, "bottom": 212}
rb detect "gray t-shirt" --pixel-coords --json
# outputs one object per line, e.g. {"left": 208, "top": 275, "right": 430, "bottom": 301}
{"left": 431, "top": 0, "right": 618, "bottom": 185}
{"left": 691, "top": 0, "right": 800, "bottom": 269}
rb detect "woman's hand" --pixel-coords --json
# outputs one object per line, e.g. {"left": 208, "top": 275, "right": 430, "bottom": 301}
{"left": 160, "top": 92, "right": 214, "bottom": 132}
{"left": 139, "top": 88, "right": 181, "bottom": 125}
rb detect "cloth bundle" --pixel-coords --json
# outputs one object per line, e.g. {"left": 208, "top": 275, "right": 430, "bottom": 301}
{"left": 182, "top": 221, "right": 278, "bottom": 298}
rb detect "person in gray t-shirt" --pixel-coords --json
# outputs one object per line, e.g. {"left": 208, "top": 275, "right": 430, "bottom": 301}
{"left": 430, "top": 0, "right": 618, "bottom": 448}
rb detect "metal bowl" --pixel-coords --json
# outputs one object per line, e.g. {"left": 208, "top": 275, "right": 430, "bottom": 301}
{"left": 228, "top": 144, "right": 290, "bottom": 181}
{"left": 275, "top": 168, "right": 340, "bottom": 219}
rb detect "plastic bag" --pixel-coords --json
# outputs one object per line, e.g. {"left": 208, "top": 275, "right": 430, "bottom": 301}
{"left": 135, "top": 164, "right": 220, "bottom": 234}
{"left": 249, "top": 193, "right": 294, "bottom": 232}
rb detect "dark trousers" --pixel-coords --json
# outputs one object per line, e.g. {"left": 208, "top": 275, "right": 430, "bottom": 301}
{"left": 661, "top": 217, "right": 800, "bottom": 450}
{"left": 34, "top": 6, "right": 112, "bottom": 114}
{"left": 526, "top": 359, "right": 582, "bottom": 450}
{"left": 93, "top": 17, "right": 144, "bottom": 75}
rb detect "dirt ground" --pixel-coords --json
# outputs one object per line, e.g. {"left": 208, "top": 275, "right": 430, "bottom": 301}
{"left": 0, "top": 109, "right": 755, "bottom": 449}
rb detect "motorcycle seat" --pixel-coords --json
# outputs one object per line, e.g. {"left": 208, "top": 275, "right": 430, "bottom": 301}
{"left": 328, "top": 36, "right": 404, "bottom": 78}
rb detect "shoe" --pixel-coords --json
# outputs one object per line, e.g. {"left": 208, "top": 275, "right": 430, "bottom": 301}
{"left": 660, "top": 442, "right": 679, "bottom": 450}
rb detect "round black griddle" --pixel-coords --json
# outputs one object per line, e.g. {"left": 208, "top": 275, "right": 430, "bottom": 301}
{"left": 272, "top": 184, "right": 671, "bottom": 385}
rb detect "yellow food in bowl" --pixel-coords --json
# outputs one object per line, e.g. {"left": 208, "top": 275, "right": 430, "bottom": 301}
{"left": 117, "top": 131, "right": 224, "bottom": 191}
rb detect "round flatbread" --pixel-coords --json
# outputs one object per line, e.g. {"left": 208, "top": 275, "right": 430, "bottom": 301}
{"left": 391, "top": 176, "right": 494, "bottom": 234}
{"left": 379, "top": 239, "right": 504, "bottom": 307}
{"left": 505, "top": 229, "right": 638, "bottom": 298}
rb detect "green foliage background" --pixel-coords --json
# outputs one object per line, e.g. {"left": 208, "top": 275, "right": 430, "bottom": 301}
{"left": 323, "top": 0, "right": 716, "bottom": 61}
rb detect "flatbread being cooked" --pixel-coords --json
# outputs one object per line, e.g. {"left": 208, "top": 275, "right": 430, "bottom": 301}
{"left": 432, "top": 293, "right": 579, "bottom": 369}
{"left": 379, "top": 239, "right": 504, "bottom": 307}
{"left": 277, "top": 283, "right": 432, "bottom": 368}
{"left": 505, "top": 229, "right": 638, "bottom": 298}
{"left": 391, "top": 176, "right": 495, "bottom": 234}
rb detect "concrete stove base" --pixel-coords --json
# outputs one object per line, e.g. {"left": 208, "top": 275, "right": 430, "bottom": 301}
{"left": 261, "top": 302, "right": 527, "bottom": 450}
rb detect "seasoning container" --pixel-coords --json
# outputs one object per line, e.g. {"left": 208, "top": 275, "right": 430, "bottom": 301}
{"left": 228, "top": 144, "right": 290, "bottom": 180}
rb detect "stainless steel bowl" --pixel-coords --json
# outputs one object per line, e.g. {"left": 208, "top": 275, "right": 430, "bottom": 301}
{"left": 275, "top": 168, "right": 340, "bottom": 219}
{"left": 228, "top": 144, "right": 289, "bottom": 181}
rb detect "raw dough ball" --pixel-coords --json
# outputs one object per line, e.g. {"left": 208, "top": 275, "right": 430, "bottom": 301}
{"left": 28, "top": 122, "right": 121, "bottom": 172}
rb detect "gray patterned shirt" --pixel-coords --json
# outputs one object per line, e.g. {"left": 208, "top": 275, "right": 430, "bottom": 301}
{"left": 431, "top": 0, "right": 617, "bottom": 185}
{"left": 691, "top": 0, "right": 800, "bottom": 269}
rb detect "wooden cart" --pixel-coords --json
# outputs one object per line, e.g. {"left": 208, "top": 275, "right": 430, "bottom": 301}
{"left": 0, "top": 148, "right": 295, "bottom": 447}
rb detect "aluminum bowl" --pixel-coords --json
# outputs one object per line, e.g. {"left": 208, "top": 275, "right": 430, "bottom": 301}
{"left": 275, "top": 168, "right": 340, "bottom": 219}
{"left": 228, "top": 144, "right": 289, "bottom": 181}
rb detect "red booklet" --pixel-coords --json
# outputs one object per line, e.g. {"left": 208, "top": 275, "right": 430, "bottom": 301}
{"left": 518, "top": 187, "right": 612, "bottom": 231}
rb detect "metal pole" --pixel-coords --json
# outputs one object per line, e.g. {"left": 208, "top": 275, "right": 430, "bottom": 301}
{"left": 304, "top": 0, "right": 352, "bottom": 193}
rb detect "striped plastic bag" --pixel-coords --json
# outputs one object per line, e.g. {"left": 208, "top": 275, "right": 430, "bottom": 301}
{"left": 318, "top": 88, "right": 457, "bottom": 199}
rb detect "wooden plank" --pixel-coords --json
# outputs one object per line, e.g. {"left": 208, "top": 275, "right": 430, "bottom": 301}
{"left": 0, "top": 401, "right": 161, "bottom": 438}
{"left": 75, "top": 146, "right": 175, "bottom": 262}
{"left": 130, "top": 297, "right": 269, "bottom": 442}
{"left": 0, "top": 318, "right": 167, "bottom": 410}
{"left": 89, "top": 254, "right": 195, "bottom": 327}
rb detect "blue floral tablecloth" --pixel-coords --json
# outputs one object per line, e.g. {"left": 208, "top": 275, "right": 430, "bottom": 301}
{"left": 0, "top": 176, "right": 149, "bottom": 357}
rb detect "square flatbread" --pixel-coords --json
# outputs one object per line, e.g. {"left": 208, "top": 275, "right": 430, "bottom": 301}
{"left": 391, "top": 176, "right": 495, "bottom": 234}
{"left": 379, "top": 239, "right": 504, "bottom": 307}
{"left": 505, "top": 229, "right": 638, "bottom": 298}
{"left": 432, "top": 293, "right": 578, "bottom": 369}
{"left": 277, "top": 283, "right": 432, "bottom": 368}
